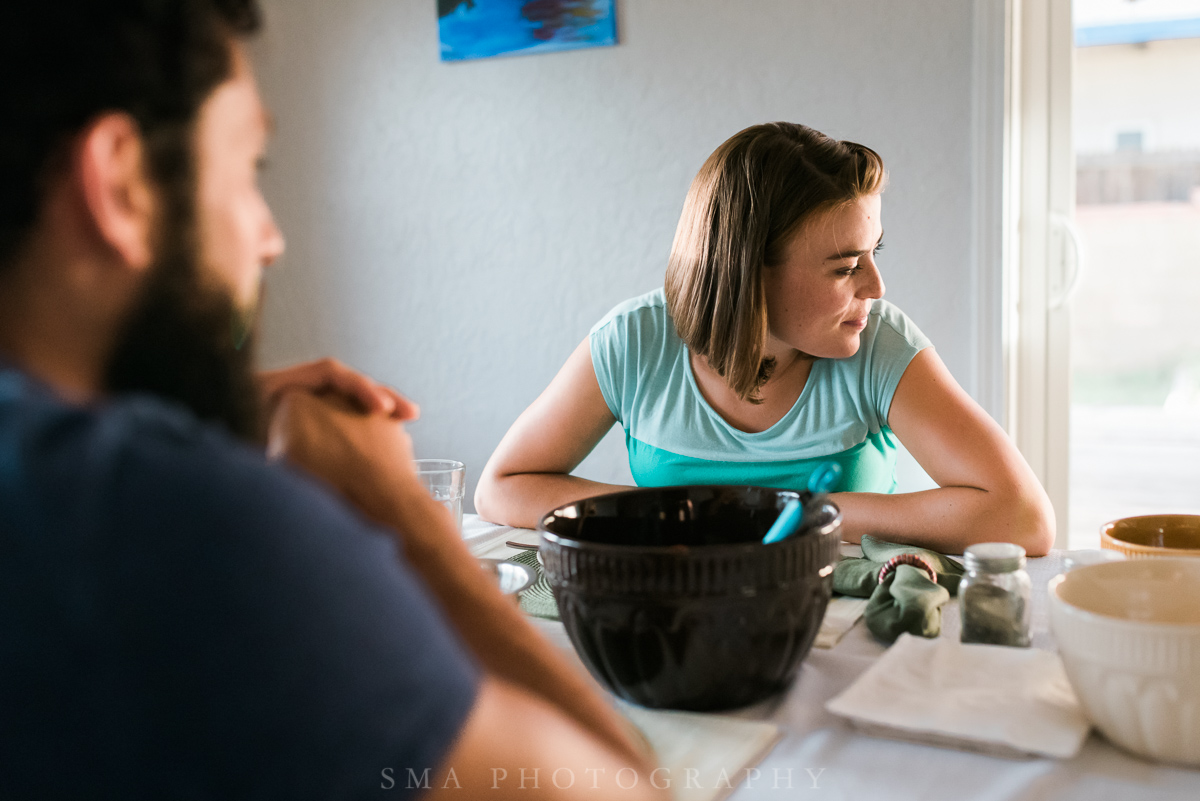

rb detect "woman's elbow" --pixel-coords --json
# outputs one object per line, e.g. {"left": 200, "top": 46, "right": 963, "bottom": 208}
{"left": 964, "top": 484, "right": 1055, "bottom": 557}
{"left": 1024, "top": 496, "right": 1057, "bottom": 557}
{"left": 1001, "top": 488, "right": 1056, "bottom": 558}
{"left": 473, "top": 469, "right": 503, "bottom": 524}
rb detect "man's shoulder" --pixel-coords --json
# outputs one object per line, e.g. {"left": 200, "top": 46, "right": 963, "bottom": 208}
{"left": 0, "top": 367, "right": 332, "bottom": 536}
{"left": 0, "top": 374, "right": 480, "bottom": 798}
{"left": 1, "top": 365, "right": 210, "bottom": 446}
{"left": 0, "top": 366, "right": 404, "bottom": 634}
{"left": 0, "top": 369, "right": 237, "bottom": 476}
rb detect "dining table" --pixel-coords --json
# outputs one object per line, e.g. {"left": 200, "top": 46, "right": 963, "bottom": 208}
{"left": 462, "top": 514, "right": 1200, "bottom": 801}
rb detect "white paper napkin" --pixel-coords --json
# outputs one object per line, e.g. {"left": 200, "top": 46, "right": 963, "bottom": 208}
{"left": 618, "top": 702, "right": 782, "bottom": 801}
{"left": 461, "top": 513, "right": 521, "bottom": 555}
{"left": 826, "top": 634, "right": 1090, "bottom": 759}
{"left": 814, "top": 597, "right": 869, "bottom": 649}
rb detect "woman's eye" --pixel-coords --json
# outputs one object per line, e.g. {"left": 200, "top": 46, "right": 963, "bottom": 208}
{"left": 838, "top": 265, "right": 861, "bottom": 277}
{"left": 873, "top": 242, "right": 885, "bottom": 255}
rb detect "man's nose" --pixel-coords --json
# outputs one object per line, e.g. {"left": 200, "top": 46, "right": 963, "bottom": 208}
{"left": 261, "top": 211, "right": 285, "bottom": 268}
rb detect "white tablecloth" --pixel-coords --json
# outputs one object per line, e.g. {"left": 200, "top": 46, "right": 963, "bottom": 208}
{"left": 462, "top": 515, "right": 1200, "bottom": 800}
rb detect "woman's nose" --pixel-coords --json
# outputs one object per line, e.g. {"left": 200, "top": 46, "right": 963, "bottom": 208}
{"left": 858, "top": 260, "right": 885, "bottom": 299}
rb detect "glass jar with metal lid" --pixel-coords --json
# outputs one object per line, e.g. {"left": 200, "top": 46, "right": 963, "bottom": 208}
{"left": 959, "top": 542, "right": 1031, "bottom": 647}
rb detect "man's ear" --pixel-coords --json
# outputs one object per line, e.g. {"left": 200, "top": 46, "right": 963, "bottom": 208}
{"left": 74, "top": 113, "right": 157, "bottom": 272}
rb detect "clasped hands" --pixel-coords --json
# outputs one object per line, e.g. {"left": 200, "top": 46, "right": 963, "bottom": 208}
{"left": 259, "top": 358, "right": 426, "bottom": 524}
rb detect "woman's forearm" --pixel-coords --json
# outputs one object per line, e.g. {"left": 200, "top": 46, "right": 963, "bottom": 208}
{"left": 480, "top": 474, "right": 1057, "bottom": 556}
{"left": 475, "top": 471, "right": 629, "bottom": 530}
{"left": 832, "top": 485, "right": 1055, "bottom": 556}
{"left": 479, "top": 474, "right": 1055, "bottom": 557}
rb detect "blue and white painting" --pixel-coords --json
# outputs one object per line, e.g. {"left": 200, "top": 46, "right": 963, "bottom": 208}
{"left": 438, "top": 0, "right": 617, "bottom": 62}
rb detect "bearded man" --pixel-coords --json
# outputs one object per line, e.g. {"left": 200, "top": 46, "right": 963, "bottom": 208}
{"left": 0, "top": 2, "right": 658, "bottom": 798}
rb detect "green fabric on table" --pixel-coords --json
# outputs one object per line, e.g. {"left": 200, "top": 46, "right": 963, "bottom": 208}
{"left": 864, "top": 565, "right": 951, "bottom": 642}
{"left": 860, "top": 535, "right": 965, "bottom": 595}
{"left": 505, "top": 549, "right": 560, "bottom": 620}
{"left": 833, "top": 534, "right": 965, "bottom": 644}
{"left": 832, "top": 556, "right": 887, "bottom": 597}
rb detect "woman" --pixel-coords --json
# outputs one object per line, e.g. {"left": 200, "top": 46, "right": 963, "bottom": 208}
{"left": 475, "top": 123, "right": 1054, "bottom": 555}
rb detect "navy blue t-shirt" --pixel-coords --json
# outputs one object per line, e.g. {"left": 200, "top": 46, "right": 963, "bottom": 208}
{"left": 0, "top": 365, "right": 479, "bottom": 798}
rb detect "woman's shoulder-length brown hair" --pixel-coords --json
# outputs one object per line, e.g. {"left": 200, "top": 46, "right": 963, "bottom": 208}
{"left": 663, "top": 122, "right": 885, "bottom": 402}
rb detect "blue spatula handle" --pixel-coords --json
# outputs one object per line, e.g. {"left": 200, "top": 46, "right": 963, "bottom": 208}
{"left": 807, "top": 462, "right": 842, "bottom": 494}
{"left": 762, "top": 499, "right": 804, "bottom": 544}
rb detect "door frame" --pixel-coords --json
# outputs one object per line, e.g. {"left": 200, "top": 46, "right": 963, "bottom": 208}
{"left": 1005, "top": 0, "right": 1076, "bottom": 548}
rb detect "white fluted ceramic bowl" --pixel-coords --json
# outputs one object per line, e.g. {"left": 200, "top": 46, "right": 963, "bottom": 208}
{"left": 1048, "top": 559, "right": 1200, "bottom": 766}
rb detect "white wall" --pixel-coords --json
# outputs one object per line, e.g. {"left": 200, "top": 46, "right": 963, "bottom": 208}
{"left": 254, "top": 0, "right": 993, "bottom": 510}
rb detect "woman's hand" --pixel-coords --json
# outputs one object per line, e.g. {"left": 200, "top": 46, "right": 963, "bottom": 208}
{"left": 258, "top": 358, "right": 419, "bottom": 421}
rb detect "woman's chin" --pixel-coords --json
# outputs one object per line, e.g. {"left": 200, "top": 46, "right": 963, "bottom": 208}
{"left": 791, "top": 330, "right": 864, "bottom": 360}
{"left": 820, "top": 335, "right": 863, "bottom": 360}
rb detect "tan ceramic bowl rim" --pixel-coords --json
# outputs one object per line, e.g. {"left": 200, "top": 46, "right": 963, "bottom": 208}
{"left": 1100, "top": 514, "right": 1200, "bottom": 557}
{"left": 1048, "top": 560, "right": 1200, "bottom": 631}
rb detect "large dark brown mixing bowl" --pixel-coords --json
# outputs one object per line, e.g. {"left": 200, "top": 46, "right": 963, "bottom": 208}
{"left": 537, "top": 485, "right": 841, "bottom": 711}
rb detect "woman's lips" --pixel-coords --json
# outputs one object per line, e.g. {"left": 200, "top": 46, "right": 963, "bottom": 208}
{"left": 842, "top": 317, "right": 868, "bottom": 330}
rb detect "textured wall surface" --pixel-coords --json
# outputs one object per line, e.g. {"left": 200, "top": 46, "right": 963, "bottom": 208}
{"left": 254, "top": 0, "right": 983, "bottom": 510}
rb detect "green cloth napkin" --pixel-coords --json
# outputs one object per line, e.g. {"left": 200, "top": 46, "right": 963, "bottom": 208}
{"left": 833, "top": 535, "right": 965, "bottom": 643}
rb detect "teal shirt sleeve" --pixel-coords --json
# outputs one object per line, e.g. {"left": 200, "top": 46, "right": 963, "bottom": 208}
{"left": 588, "top": 289, "right": 669, "bottom": 425}
{"left": 589, "top": 307, "right": 626, "bottom": 423}
{"left": 860, "top": 300, "right": 934, "bottom": 429}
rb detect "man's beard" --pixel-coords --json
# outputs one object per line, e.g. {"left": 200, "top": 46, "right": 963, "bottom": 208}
{"left": 103, "top": 218, "right": 262, "bottom": 443}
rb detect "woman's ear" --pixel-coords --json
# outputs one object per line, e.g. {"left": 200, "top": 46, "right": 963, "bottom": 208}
{"left": 74, "top": 113, "right": 157, "bottom": 272}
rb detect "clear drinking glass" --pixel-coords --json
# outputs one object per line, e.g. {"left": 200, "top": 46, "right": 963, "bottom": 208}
{"left": 414, "top": 459, "right": 465, "bottom": 532}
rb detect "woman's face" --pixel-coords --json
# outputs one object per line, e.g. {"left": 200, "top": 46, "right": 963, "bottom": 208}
{"left": 762, "top": 193, "right": 885, "bottom": 360}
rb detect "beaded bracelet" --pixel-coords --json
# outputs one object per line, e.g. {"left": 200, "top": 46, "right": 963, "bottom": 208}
{"left": 877, "top": 553, "right": 938, "bottom": 586}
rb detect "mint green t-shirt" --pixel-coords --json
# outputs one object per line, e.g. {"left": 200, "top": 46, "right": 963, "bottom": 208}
{"left": 588, "top": 289, "right": 933, "bottom": 494}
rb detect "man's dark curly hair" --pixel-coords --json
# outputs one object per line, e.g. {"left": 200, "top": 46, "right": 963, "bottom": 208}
{"left": 0, "top": 0, "right": 262, "bottom": 273}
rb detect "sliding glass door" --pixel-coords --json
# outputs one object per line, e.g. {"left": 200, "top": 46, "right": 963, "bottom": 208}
{"left": 1067, "top": 0, "right": 1200, "bottom": 547}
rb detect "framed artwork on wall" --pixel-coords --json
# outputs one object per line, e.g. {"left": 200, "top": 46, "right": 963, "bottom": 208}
{"left": 438, "top": 0, "right": 617, "bottom": 62}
